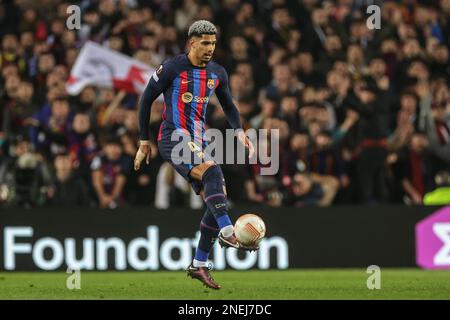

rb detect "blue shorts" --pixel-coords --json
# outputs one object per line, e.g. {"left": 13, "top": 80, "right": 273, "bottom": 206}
{"left": 157, "top": 123, "right": 215, "bottom": 195}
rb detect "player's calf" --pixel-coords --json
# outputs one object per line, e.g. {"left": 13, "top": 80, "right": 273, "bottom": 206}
{"left": 191, "top": 164, "right": 234, "bottom": 236}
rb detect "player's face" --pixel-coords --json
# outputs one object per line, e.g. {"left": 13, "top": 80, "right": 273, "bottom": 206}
{"left": 192, "top": 34, "right": 216, "bottom": 63}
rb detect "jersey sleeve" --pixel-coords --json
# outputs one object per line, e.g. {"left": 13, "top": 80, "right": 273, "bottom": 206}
{"left": 138, "top": 61, "right": 175, "bottom": 140}
{"left": 214, "top": 67, "right": 243, "bottom": 131}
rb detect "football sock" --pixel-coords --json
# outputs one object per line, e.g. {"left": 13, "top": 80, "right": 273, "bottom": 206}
{"left": 193, "top": 259, "right": 208, "bottom": 268}
{"left": 194, "top": 209, "right": 220, "bottom": 263}
{"left": 201, "top": 165, "right": 233, "bottom": 230}
{"left": 220, "top": 225, "right": 234, "bottom": 237}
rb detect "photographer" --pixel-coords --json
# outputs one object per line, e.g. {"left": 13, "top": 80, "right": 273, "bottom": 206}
{"left": 0, "top": 137, "right": 52, "bottom": 207}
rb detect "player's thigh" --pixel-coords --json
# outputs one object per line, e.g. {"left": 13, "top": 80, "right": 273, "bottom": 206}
{"left": 158, "top": 138, "right": 193, "bottom": 180}
{"left": 179, "top": 138, "right": 216, "bottom": 182}
{"left": 189, "top": 161, "right": 228, "bottom": 197}
{"left": 158, "top": 135, "right": 214, "bottom": 195}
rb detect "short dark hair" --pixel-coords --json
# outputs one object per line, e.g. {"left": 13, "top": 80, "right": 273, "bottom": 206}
{"left": 188, "top": 20, "right": 217, "bottom": 38}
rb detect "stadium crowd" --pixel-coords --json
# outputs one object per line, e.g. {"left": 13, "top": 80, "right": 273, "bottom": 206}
{"left": 0, "top": 0, "right": 449, "bottom": 208}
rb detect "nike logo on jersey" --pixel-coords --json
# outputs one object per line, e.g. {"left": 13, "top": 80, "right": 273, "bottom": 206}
{"left": 181, "top": 80, "right": 192, "bottom": 84}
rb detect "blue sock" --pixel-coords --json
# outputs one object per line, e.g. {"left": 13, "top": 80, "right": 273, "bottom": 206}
{"left": 194, "top": 209, "right": 219, "bottom": 262}
{"left": 216, "top": 214, "right": 232, "bottom": 229}
{"left": 194, "top": 248, "right": 209, "bottom": 262}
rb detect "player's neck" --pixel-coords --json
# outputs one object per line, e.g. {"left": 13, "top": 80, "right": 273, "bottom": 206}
{"left": 187, "top": 51, "right": 206, "bottom": 68}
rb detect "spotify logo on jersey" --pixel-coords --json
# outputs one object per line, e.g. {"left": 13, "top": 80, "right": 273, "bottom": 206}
{"left": 181, "top": 92, "right": 209, "bottom": 104}
{"left": 181, "top": 92, "right": 193, "bottom": 103}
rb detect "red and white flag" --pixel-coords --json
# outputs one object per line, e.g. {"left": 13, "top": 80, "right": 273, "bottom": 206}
{"left": 66, "top": 41, "right": 154, "bottom": 95}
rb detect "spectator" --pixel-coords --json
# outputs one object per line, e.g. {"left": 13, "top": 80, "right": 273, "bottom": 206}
{"left": 68, "top": 112, "right": 99, "bottom": 183}
{"left": 425, "top": 99, "right": 450, "bottom": 170}
{"left": 423, "top": 171, "right": 450, "bottom": 205}
{"left": 48, "top": 153, "right": 92, "bottom": 207}
{"left": 297, "top": 51, "right": 324, "bottom": 87}
{"left": 265, "top": 63, "right": 301, "bottom": 100}
{"left": 123, "top": 133, "right": 161, "bottom": 206}
{"left": 285, "top": 172, "right": 339, "bottom": 207}
{"left": 2, "top": 79, "right": 37, "bottom": 138}
{"left": 250, "top": 97, "right": 279, "bottom": 130}
{"left": 346, "top": 43, "right": 366, "bottom": 79}
{"left": 175, "top": 0, "right": 199, "bottom": 33}
{"left": 245, "top": 145, "right": 281, "bottom": 206}
{"left": 154, "top": 162, "right": 202, "bottom": 209}
{"left": 352, "top": 78, "right": 391, "bottom": 203}
{"left": 393, "top": 133, "right": 434, "bottom": 205}
{"left": 308, "top": 130, "right": 348, "bottom": 187}
{"left": 278, "top": 94, "right": 300, "bottom": 132}
{"left": 0, "top": 33, "right": 26, "bottom": 74}
{"left": 29, "top": 97, "right": 71, "bottom": 160}
{"left": 91, "top": 138, "right": 129, "bottom": 209}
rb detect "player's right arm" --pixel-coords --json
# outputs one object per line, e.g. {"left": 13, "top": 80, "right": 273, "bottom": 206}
{"left": 135, "top": 62, "right": 174, "bottom": 170}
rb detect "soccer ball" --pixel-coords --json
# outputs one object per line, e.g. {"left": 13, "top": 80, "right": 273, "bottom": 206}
{"left": 234, "top": 214, "right": 266, "bottom": 246}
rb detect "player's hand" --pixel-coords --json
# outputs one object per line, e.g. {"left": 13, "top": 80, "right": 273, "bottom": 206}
{"left": 237, "top": 130, "right": 255, "bottom": 159}
{"left": 134, "top": 140, "right": 151, "bottom": 171}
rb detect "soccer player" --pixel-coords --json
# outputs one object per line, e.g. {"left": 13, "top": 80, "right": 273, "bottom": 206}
{"left": 134, "top": 20, "right": 257, "bottom": 289}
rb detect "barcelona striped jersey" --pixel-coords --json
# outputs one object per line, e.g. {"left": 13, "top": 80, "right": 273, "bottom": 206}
{"left": 138, "top": 53, "right": 242, "bottom": 143}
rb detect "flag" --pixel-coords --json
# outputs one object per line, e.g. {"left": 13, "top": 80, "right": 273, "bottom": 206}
{"left": 66, "top": 41, "right": 154, "bottom": 95}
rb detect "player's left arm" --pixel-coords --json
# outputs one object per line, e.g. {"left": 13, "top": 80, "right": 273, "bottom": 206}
{"left": 215, "top": 68, "right": 254, "bottom": 158}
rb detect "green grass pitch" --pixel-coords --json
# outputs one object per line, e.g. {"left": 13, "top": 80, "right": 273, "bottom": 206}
{"left": 1, "top": 269, "right": 449, "bottom": 299}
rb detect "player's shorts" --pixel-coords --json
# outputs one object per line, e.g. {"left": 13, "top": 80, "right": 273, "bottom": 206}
{"left": 157, "top": 123, "right": 215, "bottom": 195}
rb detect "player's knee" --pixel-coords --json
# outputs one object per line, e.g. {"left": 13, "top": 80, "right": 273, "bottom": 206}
{"left": 201, "top": 164, "right": 226, "bottom": 196}
{"left": 190, "top": 161, "right": 215, "bottom": 181}
{"left": 202, "top": 164, "right": 223, "bottom": 184}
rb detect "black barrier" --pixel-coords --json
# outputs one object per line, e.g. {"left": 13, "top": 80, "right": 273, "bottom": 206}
{"left": 0, "top": 206, "right": 439, "bottom": 271}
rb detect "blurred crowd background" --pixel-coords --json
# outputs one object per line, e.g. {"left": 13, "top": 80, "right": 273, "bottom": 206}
{"left": 0, "top": 0, "right": 449, "bottom": 209}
